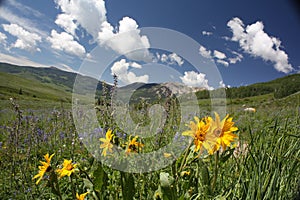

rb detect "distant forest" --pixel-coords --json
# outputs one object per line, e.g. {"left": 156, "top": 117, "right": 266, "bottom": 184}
{"left": 196, "top": 74, "right": 300, "bottom": 99}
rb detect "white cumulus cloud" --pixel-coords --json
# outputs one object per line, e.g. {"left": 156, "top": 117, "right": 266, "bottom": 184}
{"left": 219, "top": 81, "right": 226, "bottom": 88}
{"left": 55, "top": 13, "right": 78, "bottom": 37}
{"left": 2, "top": 23, "right": 41, "bottom": 52}
{"left": 98, "top": 17, "right": 152, "bottom": 62}
{"left": 111, "top": 59, "right": 149, "bottom": 84}
{"left": 228, "top": 51, "right": 243, "bottom": 64}
{"left": 227, "top": 17, "right": 293, "bottom": 73}
{"left": 47, "top": 30, "right": 86, "bottom": 58}
{"left": 157, "top": 52, "right": 184, "bottom": 66}
{"left": 202, "top": 31, "right": 213, "bottom": 36}
{"left": 0, "top": 32, "right": 7, "bottom": 44}
{"left": 55, "top": 0, "right": 106, "bottom": 40}
{"left": 199, "top": 45, "right": 212, "bottom": 59}
{"left": 169, "top": 53, "right": 184, "bottom": 66}
{"left": 213, "top": 50, "right": 226, "bottom": 59}
{"left": 180, "top": 71, "right": 212, "bottom": 89}
{"left": 216, "top": 59, "right": 229, "bottom": 67}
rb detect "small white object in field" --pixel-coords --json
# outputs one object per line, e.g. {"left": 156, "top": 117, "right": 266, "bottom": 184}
{"left": 244, "top": 107, "right": 256, "bottom": 112}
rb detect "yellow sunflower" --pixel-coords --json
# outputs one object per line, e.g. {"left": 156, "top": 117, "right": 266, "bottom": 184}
{"left": 209, "top": 112, "right": 238, "bottom": 152}
{"left": 76, "top": 191, "right": 89, "bottom": 200}
{"left": 99, "top": 129, "right": 114, "bottom": 156}
{"left": 125, "top": 136, "right": 144, "bottom": 154}
{"left": 32, "top": 153, "right": 55, "bottom": 185}
{"left": 182, "top": 116, "right": 215, "bottom": 154}
{"left": 56, "top": 159, "right": 78, "bottom": 178}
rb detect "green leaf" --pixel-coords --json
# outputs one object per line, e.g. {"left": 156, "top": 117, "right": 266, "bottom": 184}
{"left": 120, "top": 171, "right": 135, "bottom": 200}
{"left": 83, "top": 178, "right": 93, "bottom": 190}
{"left": 93, "top": 164, "right": 108, "bottom": 193}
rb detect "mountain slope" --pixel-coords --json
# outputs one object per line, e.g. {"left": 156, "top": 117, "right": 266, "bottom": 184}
{"left": 0, "top": 62, "right": 111, "bottom": 94}
{"left": 0, "top": 62, "right": 299, "bottom": 104}
{"left": 0, "top": 72, "right": 71, "bottom": 102}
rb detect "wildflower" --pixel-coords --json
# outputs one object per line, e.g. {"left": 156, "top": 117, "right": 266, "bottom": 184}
{"left": 209, "top": 112, "right": 238, "bottom": 152}
{"left": 32, "top": 153, "right": 55, "bottom": 184}
{"left": 56, "top": 159, "right": 78, "bottom": 178}
{"left": 182, "top": 116, "right": 215, "bottom": 153}
{"left": 180, "top": 170, "right": 190, "bottom": 177}
{"left": 154, "top": 190, "right": 163, "bottom": 200}
{"left": 76, "top": 191, "right": 89, "bottom": 200}
{"left": 125, "top": 136, "right": 144, "bottom": 154}
{"left": 163, "top": 152, "right": 172, "bottom": 158}
{"left": 99, "top": 129, "right": 114, "bottom": 156}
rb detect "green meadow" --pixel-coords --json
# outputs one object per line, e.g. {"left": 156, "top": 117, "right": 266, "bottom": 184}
{"left": 0, "top": 64, "right": 299, "bottom": 199}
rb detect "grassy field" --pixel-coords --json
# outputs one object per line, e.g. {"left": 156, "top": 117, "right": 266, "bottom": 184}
{"left": 0, "top": 87, "right": 299, "bottom": 199}
{"left": 0, "top": 65, "right": 299, "bottom": 199}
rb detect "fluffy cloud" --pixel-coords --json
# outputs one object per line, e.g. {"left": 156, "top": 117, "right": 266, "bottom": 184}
{"left": 213, "top": 50, "right": 228, "bottom": 66}
{"left": 216, "top": 59, "right": 229, "bottom": 67}
{"left": 199, "top": 45, "right": 212, "bottom": 59}
{"left": 55, "top": 14, "right": 78, "bottom": 37}
{"left": 55, "top": 0, "right": 151, "bottom": 61}
{"left": 111, "top": 59, "right": 149, "bottom": 84}
{"left": 219, "top": 81, "right": 226, "bottom": 88}
{"left": 202, "top": 31, "right": 213, "bottom": 36}
{"left": 227, "top": 17, "right": 293, "bottom": 73}
{"left": 98, "top": 17, "right": 152, "bottom": 62}
{"left": 157, "top": 52, "right": 184, "bottom": 66}
{"left": 0, "top": 32, "right": 7, "bottom": 44}
{"left": 2, "top": 23, "right": 41, "bottom": 52}
{"left": 169, "top": 53, "right": 184, "bottom": 66}
{"left": 55, "top": 0, "right": 106, "bottom": 39}
{"left": 180, "top": 71, "right": 212, "bottom": 89}
{"left": 47, "top": 30, "right": 86, "bottom": 58}
{"left": 228, "top": 51, "right": 243, "bottom": 64}
{"left": 199, "top": 45, "right": 231, "bottom": 66}
{"left": 213, "top": 50, "right": 226, "bottom": 59}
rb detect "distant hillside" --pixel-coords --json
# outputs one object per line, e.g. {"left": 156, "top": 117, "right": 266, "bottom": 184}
{"left": 0, "top": 71, "right": 71, "bottom": 102}
{"left": 0, "top": 62, "right": 299, "bottom": 104}
{"left": 196, "top": 74, "right": 300, "bottom": 99}
{"left": 0, "top": 62, "right": 112, "bottom": 96}
{"left": 0, "top": 63, "right": 77, "bottom": 91}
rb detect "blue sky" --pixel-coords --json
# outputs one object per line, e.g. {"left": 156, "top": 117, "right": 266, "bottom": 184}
{"left": 0, "top": 0, "right": 299, "bottom": 88}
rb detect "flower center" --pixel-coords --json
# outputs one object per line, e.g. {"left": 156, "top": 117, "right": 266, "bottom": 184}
{"left": 213, "top": 128, "right": 222, "bottom": 137}
{"left": 46, "top": 166, "right": 52, "bottom": 172}
{"left": 196, "top": 131, "right": 205, "bottom": 141}
{"left": 66, "top": 164, "right": 74, "bottom": 170}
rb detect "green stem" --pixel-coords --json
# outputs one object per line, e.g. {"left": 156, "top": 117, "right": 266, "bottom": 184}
{"left": 178, "top": 142, "right": 192, "bottom": 173}
{"left": 51, "top": 171, "right": 63, "bottom": 200}
{"left": 211, "top": 150, "right": 219, "bottom": 193}
{"left": 70, "top": 175, "right": 76, "bottom": 200}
